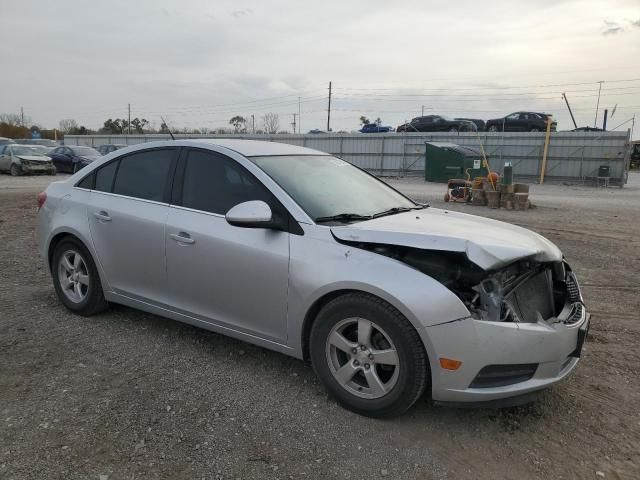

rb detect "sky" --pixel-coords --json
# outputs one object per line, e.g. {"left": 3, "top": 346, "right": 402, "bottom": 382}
{"left": 1, "top": 0, "right": 639, "bottom": 138}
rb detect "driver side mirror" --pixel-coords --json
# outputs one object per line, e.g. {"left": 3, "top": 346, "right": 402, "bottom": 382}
{"left": 225, "top": 200, "right": 274, "bottom": 229}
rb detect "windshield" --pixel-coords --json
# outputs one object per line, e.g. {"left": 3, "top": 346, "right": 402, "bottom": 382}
{"left": 73, "top": 146, "right": 99, "bottom": 156}
{"left": 249, "top": 155, "right": 416, "bottom": 221}
{"left": 11, "top": 146, "right": 46, "bottom": 156}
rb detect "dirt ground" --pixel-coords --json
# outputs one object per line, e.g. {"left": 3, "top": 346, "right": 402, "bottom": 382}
{"left": 0, "top": 172, "right": 639, "bottom": 480}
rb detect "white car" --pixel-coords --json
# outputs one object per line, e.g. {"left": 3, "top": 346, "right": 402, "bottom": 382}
{"left": 0, "top": 144, "right": 56, "bottom": 176}
{"left": 35, "top": 139, "right": 589, "bottom": 417}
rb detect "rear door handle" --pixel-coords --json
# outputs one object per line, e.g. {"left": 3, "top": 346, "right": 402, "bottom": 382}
{"left": 93, "top": 211, "right": 112, "bottom": 222}
{"left": 170, "top": 232, "right": 195, "bottom": 245}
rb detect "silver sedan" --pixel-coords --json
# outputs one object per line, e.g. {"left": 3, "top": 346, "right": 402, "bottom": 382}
{"left": 36, "top": 139, "right": 589, "bottom": 417}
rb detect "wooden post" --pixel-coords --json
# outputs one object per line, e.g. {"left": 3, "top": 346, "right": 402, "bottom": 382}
{"left": 539, "top": 118, "right": 553, "bottom": 184}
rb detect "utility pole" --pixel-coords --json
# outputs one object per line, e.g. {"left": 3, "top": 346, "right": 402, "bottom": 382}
{"left": 298, "top": 97, "right": 301, "bottom": 134}
{"left": 327, "top": 81, "right": 332, "bottom": 132}
{"left": 594, "top": 81, "right": 603, "bottom": 128}
{"left": 251, "top": 114, "right": 255, "bottom": 134}
{"left": 20, "top": 107, "right": 24, "bottom": 126}
{"left": 561, "top": 93, "right": 577, "bottom": 129}
{"left": 291, "top": 113, "right": 297, "bottom": 134}
{"left": 421, "top": 105, "right": 425, "bottom": 117}
{"left": 603, "top": 109, "right": 608, "bottom": 131}
{"left": 128, "top": 103, "right": 131, "bottom": 135}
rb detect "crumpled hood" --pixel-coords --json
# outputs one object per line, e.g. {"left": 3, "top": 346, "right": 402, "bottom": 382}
{"left": 331, "top": 208, "right": 562, "bottom": 270}
{"left": 17, "top": 155, "right": 52, "bottom": 163}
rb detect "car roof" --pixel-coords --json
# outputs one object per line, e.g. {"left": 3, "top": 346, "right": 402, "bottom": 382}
{"left": 180, "top": 138, "right": 329, "bottom": 157}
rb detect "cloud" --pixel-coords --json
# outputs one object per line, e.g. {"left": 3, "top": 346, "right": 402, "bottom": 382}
{"left": 231, "top": 8, "right": 253, "bottom": 18}
{"left": 602, "top": 20, "right": 623, "bottom": 35}
{"left": 602, "top": 26, "right": 624, "bottom": 35}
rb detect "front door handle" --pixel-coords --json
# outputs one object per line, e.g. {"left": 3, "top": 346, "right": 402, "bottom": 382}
{"left": 170, "top": 232, "right": 195, "bottom": 245}
{"left": 93, "top": 211, "right": 112, "bottom": 222}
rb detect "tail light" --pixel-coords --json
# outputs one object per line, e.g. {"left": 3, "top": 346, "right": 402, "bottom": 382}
{"left": 37, "top": 191, "right": 47, "bottom": 210}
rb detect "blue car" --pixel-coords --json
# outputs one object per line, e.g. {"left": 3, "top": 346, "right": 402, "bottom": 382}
{"left": 48, "top": 145, "right": 101, "bottom": 173}
{"left": 359, "top": 124, "right": 393, "bottom": 133}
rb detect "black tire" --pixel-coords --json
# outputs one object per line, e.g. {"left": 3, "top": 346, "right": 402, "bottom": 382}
{"left": 448, "top": 127, "right": 459, "bottom": 133}
{"left": 487, "top": 125, "right": 499, "bottom": 132}
{"left": 10, "top": 164, "right": 21, "bottom": 176}
{"left": 51, "top": 237, "right": 108, "bottom": 316}
{"left": 309, "top": 293, "right": 429, "bottom": 418}
{"left": 529, "top": 127, "right": 541, "bottom": 132}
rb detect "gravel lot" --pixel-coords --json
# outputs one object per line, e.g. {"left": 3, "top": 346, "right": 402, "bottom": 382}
{"left": 1, "top": 172, "right": 639, "bottom": 480}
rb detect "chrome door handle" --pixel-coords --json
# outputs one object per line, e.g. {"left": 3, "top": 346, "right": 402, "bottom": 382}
{"left": 93, "top": 211, "right": 112, "bottom": 222}
{"left": 170, "top": 232, "right": 195, "bottom": 245}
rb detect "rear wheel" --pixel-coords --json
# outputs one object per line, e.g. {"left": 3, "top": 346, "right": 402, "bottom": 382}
{"left": 487, "top": 125, "right": 499, "bottom": 132}
{"left": 529, "top": 127, "right": 541, "bottom": 132}
{"left": 310, "top": 293, "right": 429, "bottom": 418}
{"left": 52, "top": 238, "right": 108, "bottom": 316}
{"left": 448, "top": 126, "right": 459, "bottom": 133}
{"left": 10, "top": 164, "right": 21, "bottom": 176}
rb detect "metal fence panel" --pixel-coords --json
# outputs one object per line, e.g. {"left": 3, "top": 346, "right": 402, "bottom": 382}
{"left": 65, "top": 130, "right": 631, "bottom": 185}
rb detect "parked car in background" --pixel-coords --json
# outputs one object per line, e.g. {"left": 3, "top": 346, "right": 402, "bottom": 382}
{"left": 359, "top": 124, "right": 394, "bottom": 133}
{"left": 308, "top": 129, "right": 326, "bottom": 134}
{"left": 485, "top": 112, "right": 556, "bottom": 132}
{"left": 455, "top": 118, "right": 485, "bottom": 132}
{"left": 36, "top": 139, "right": 589, "bottom": 417}
{"left": 0, "top": 144, "right": 56, "bottom": 176}
{"left": 396, "top": 115, "right": 476, "bottom": 133}
{"left": 48, "top": 145, "right": 101, "bottom": 173}
{"left": 0, "top": 137, "right": 16, "bottom": 146}
{"left": 97, "top": 144, "right": 127, "bottom": 155}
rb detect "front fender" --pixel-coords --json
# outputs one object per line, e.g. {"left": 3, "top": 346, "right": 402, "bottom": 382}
{"left": 286, "top": 226, "right": 470, "bottom": 356}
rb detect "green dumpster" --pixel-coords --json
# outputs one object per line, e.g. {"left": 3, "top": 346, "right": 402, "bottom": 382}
{"left": 424, "top": 142, "right": 488, "bottom": 183}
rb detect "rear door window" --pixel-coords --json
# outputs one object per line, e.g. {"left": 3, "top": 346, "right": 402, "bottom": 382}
{"left": 94, "top": 160, "right": 120, "bottom": 192}
{"left": 112, "top": 149, "right": 176, "bottom": 202}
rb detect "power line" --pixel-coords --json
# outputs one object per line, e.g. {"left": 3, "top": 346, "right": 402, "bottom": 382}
{"left": 333, "top": 77, "right": 640, "bottom": 92}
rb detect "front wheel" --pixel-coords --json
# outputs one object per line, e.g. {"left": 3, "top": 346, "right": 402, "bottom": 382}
{"left": 310, "top": 293, "right": 429, "bottom": 418}
{"left": 487, "top": 125, "right": 499, "bottom": 132}
{"left": 448, "top": 127, "right": 459, "bottom": 133}
{"left": 10, "top": 164, "right": 21, "bottom": 176}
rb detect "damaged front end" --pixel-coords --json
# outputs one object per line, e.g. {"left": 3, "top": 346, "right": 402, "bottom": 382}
{"left": 345, "top": 242, "right": 584, "bottom": 326}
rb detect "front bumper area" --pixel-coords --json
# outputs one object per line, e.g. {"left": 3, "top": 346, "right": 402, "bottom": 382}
{"left": 20, "top": 163, "right": 55, "bottom": 174}
{"left": 422, "top": 307, "right": 589, "bottom": 403}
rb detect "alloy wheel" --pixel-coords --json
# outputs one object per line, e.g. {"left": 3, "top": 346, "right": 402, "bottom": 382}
{"left": 325, "top": 317, "right": 400, "bottom": 399}
{"left": 57, "top": 249, "right": 90, "bottom": 303}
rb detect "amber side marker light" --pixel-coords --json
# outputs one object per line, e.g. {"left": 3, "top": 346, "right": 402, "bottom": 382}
{"left": 439, "top": 358, "right": 463, "bottom": 370}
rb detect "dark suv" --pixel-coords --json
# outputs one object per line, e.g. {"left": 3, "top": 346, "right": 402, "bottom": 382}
{"left": 485, "top": 112, "right": 556, "bottom": 132}
{"left": 396, "top": 115, "right": 476, "bottom": 133}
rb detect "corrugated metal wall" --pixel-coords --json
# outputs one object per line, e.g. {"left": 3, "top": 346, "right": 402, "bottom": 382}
{"left": 64, "top": 131, "right": 632, "bottom": 185}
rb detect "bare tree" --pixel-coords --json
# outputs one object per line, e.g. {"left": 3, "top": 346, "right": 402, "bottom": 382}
{"left": 0, "top": 113, "right": 23, "bottom": 126}
{"left": 59, "top": 119, "right": 79, "bottom": 133}
{"left": 262, "top": 113, "right": 280, "bottom": 134}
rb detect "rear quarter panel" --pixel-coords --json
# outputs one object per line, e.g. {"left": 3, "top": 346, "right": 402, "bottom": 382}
{"left": 36, "top": 182, "right": 111, "bottom": 292}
